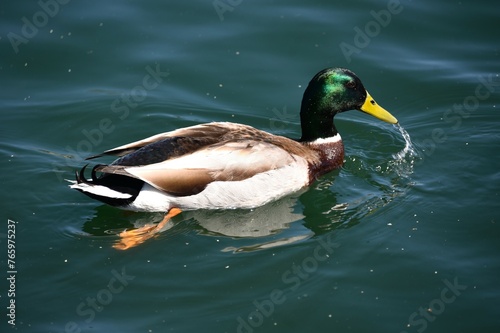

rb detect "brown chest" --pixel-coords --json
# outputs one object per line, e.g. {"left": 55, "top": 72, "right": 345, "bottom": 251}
{"left": 307, "top": 141, "right": 344, "bottom": 183}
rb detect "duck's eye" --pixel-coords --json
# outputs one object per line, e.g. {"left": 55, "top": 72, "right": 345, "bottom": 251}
{"left": 346, "top": 81, "right": 356, "bottom": 89}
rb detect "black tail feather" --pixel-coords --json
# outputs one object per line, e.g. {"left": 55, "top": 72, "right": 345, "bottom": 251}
{"left": 73, "top": 164, "right": 145, "bottom": 207}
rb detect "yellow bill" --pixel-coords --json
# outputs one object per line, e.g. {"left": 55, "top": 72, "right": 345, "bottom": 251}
{"left": 359, "top": 91, "right": 398, "bottom": 124}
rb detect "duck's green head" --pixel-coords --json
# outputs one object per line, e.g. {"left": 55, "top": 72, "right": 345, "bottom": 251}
{"left": 300, "top": 68, "right": 397, "bottom": 141}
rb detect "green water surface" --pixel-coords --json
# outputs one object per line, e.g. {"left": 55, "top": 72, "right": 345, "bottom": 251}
{"left": 1, "top": 0, "right": 499, "bottom": 332}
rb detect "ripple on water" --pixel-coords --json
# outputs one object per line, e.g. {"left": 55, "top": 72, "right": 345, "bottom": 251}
{"left": 320, "top": 122, "right": 423, "bottom": 231}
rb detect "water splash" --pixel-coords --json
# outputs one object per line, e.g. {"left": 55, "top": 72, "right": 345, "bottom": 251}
{"left": 393, "top": 123, "right": 418, "bottom": 159}
{"left": 389, "top": 123, "right": 421, "bottom": 177}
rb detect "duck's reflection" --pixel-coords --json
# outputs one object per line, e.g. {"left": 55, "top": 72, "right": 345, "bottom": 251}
{"left": 80, "top": 176, "right": 350, "bottom": 251}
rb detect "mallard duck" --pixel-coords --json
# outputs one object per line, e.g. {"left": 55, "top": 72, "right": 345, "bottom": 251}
{"left": 69, "top": 68, "right": 397, "bottom": 249}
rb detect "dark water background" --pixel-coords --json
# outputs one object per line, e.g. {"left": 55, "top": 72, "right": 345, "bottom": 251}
{"left": 1, "top": 0, "right": 499, "bottom": 332}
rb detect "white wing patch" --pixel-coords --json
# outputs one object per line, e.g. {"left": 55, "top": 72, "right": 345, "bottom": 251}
{"left": 69, "top": 182, "right": 133, "bottom": 199}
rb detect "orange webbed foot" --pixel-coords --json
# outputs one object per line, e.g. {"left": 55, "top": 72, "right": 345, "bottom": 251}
{"left": 113, "top": 208, "right": 182, "bottom": 250}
